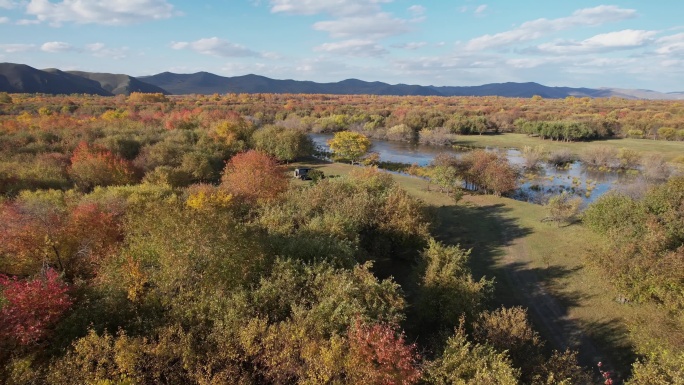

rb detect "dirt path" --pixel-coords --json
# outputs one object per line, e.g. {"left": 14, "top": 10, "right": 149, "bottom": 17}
{"left": 434, "top": 199, "right": 613, "bottom": 376}
{"left": 499, "top": 226, "right": 607, "bottom": 369}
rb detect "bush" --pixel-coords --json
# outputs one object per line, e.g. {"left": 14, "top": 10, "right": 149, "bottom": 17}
{"left": 386, "top": 124, "right": 414, "bottom": 142}
{"left": 418, "top": 127, "right": 456, "bottom": 146}
{"left": 544, "top": 192, "right": 582, "bottom": 226}
{"left": 520, "top": 145, "right": 546, "bottom": 170}
{"left": 627, "top": 348, "right": 684, "bottom": 384}
{"left": 618, "top": 148, "right": 641, "bottom": 169}
{"left": 69, "top": 142, "right": 138, "bottom": 191}
{"left": 547, "top": 148, "right": 575, "bottom": 166}
{"left": 581, "top": 146, "right": 618, "bottom": 168}
{"left": 657, "top": 127, "right": 677, "bottom": 141}
{"left": 307, "top": 169, "right": 324, "bottom": 182}
{"left": 425, "top": 324, "right": 519, "bottom": 385}
{"left": 627, "top": 129, "right": 644, "bottom": 138}
{"left": 641, "top": 154, "right": 671, "bottom": 183}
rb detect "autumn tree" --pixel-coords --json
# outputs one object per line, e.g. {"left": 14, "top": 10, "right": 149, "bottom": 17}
{"left": 221, "top": 150, "right": 288, "bottom": 203}
{"left": 127, "top": 92, "right": 168, "bottom": 103}
{"left": 346, "top": 320, "right": 422, "bottom": 384}
{"left": 627, "top": 348, "right": 684, "bottom": 385}
{"left": 583, "top": 177, "right": 684, "bottom": 311}
{"left": 415, "top": 239, "right": 492, "bottom": 333}
{"left": 658, "top": 126, "right": 677, "bottom": 141}
{"left": 470, "top": 307, "right": 589, "bottom": 384}
{"left": 0, "top": 190, "right": 123, "bottom": 279}
{"left": 429, "top": 153, "right": 462, "bottom": 198}
{"left": 461, "top": 150, "right": 518, "bottom": 196}
{"left": 0, "top": 269, "right": 73, "bottom": 346}
{"left": 252, "top": 124, "right": 314, "bottom": 162}
{"left": 0, "top": 192, "right": 69, "bottom": 275}
{"left": 425, "top": 324, "right": 519, "bottom": 385}
{"left": 209, "top": 114, "right": 255, "bottom": 153}
{"left": 69, "top": 141, "right": 138, "bottom": 191}
{"left": 327, "top": 131, "right": 371, "bottom": 164}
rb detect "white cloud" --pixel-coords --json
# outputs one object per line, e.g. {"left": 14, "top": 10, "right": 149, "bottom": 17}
{"left": 269, "top": 0, "right": 391, "bottom": 17}
{"left": 261, "top": 51, "right": 282, "bottom": 60}
{"left": 466, "top": 5, "right": 637, "bottom": 50}
{"left": 24, "top": 0, "right": 178, "bottom": 26}
{"left": 41, "top": 41, "right": 75, "bottom": 52}
{"left": 270, "top": 0, "right": 415, "bottom": 40}
{"left": 86, "top": 42, "right": 128, "bottom": 59}
{"left": 0, "top": 0, "right": 16, "bottom": 9}
{"left": 534, "top": 30, "right": 657, "bottom": 55}
{"left": 408, "top": 5, "right": 425, "bottom": 17}
{"left": 315, "top": 39, "right": 387, "bottom": 57}
{"left": 474, "top": 5, "right": 487, "bottom": 15}
{"left": 392, "top": 41, "right": 427, "bottom": 50}
{"left": 506, "top": 57, "right": 564, "bottom": 69}
{"left": 171, "top": 37, "right": 260, "bottom": 58}
{"left": 0, "top": 43, "right": 36, "bottom": 53}
{"left": 656, "top": 33, "right": 684, "bottom": 56}
{"left": 16, "top": 18, "right": 40, "bottom": 25}
{"left": 313, "top": 12, "right": 410, "bottom": 39}
{"left": 0, "top": 16, "right": 9, "bottom": 23}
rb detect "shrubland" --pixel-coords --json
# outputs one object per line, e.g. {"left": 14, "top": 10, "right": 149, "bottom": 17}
{"left": 0, "top": 92, "right": 682, "bottom": 383}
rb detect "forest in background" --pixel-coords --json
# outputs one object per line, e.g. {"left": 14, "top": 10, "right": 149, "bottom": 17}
{"left": 0, "top": 92, "right": 682, "bottom": 384}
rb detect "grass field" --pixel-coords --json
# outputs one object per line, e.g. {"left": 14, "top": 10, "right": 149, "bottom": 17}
{"left": 292, "top": 159, "right": 684, "bottom": 378}
{"left": 454, "top": 133, "right": 684, "bottom": 162}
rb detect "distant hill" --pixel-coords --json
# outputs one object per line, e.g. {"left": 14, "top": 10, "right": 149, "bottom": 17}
{"left": 599, "top": 87, "right": 684, "bottom": 100}
{"left": 0, "top": 63, "right": 111, "bottom": 95}
{"left": 3, "top": 62, "right": 684, "bottom": 100}
{"left": 428, "top": 82, "right": 621, "bottom": 98}
{"left": 44, "top": 69, "right": 167, "bottom": 95}
{"left": 0, "top": 63, "right": 166, "bottom": 96}
{"left": 138, "top": 72, "right": 441, "bottom": 96}
{"left": 139, "top": 72, "right": 661, "bottom": 99}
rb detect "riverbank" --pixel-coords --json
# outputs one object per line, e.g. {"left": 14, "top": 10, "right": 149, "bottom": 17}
{"left": 454, "top": 133, "right": 684, "bottom": 162}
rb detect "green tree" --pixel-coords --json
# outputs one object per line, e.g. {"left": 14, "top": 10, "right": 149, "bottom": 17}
{"left": 327, "top": 131, "right": 371, "bottom": 164}
{"left": 425, "top": 324, "right": 519, "bottom": 385}
{"left": 627, "top": 348, "right": 684, "bottom": 385}
{"left": 252, "top": 125, "right": 313, "bottom": 162}
{"left": 430, "top": 153, "right": 462, "bottom": 199}
{"left": 658, "top": 127, "right": 677, "bottom": 141}
{"left": 415, "top": 239, "right": 492, "bottom": 332}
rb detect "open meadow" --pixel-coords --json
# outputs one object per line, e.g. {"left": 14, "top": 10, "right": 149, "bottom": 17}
{"left": 455, "top": 133, "right": 684, "bottom": 162}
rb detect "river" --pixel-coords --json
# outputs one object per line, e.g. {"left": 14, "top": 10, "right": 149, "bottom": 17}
{"left": 310, "top": 133, "right": 635, "bottom": 204}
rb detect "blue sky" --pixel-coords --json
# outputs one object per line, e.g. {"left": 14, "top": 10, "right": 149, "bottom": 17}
{"left": 1, "top": 0, "right": 683, "bottom": 91}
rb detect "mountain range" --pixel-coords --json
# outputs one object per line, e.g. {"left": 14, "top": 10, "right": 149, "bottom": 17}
{"left": 2, "top": 62, "right": 684, "bottom": 100}
{"left": 0, "top": 63, "right": 167, "bottom": 96}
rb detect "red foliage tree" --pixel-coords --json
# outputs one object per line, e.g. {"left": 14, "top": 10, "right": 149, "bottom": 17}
{"left": 0, "top": 269, "right": 73, "bottom": 345}
{"left": 220, "top": 150, "right": 288, "bottom": 203}
{"left": 0, "top": 199, "right": 123, "bottom": 278}
{"left": 163, "top": 108, "right": 201, "bottom": 130}
{"left": 69, "top": 141, "right": 138, "bottom": 191}
{"left": 0, "top": 201, "right": 66, "bottom": 275}
{"left": 64, "top": 202, "right": 124, "bottom": 276}
{"left": 347, "top": 320, "right": 422, "bottom": 385}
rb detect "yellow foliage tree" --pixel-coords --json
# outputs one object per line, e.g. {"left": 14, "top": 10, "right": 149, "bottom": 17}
{"left": 327, "top": 131, "right": 371, "bottom": 164}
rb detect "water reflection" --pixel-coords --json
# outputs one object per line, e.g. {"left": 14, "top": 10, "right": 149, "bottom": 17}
{"left": 310, "top": 134, "right": 636, "bottom": 204}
